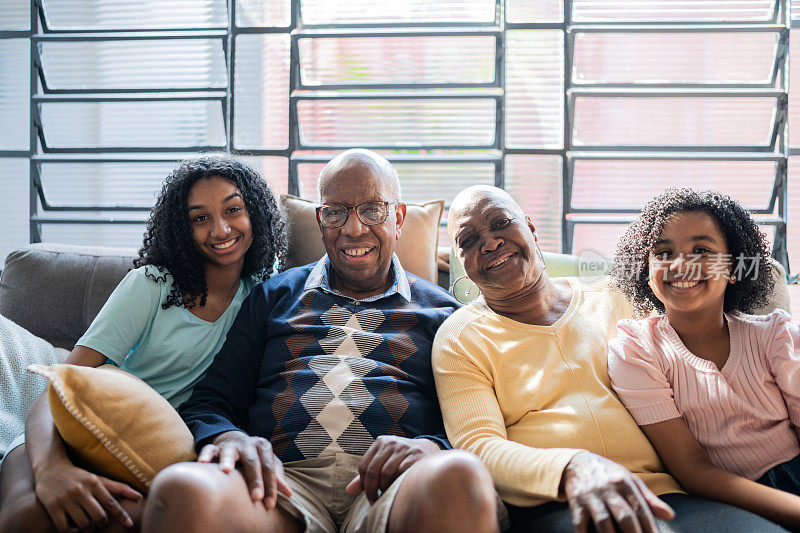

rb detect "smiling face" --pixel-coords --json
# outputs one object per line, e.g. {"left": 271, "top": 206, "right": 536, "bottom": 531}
{"left": 648, "top": 210, "right": 733, "bottom": 317}
{"left": 449, "top": 187, "right": 544, "bottom": 301}
{"left": 187, "top": 175, "right": 253, "bottom": 272}
{"left": 318, "top": 157, "right": 405, "bottom": 299}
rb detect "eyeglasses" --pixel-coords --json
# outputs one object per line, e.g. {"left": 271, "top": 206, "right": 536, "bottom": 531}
{"left": 316, "top": 201, "right": 393, "bottom": 228}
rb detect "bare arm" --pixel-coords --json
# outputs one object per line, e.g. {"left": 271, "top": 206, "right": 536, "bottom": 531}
{"left": 641, "top": 417, "right": 800, "bottom": 530}
{"left": 26, "top": 346, "right": 106, "bottom": 473}
{"left": 26, "top": 346, "right": 140, "bottom": 531}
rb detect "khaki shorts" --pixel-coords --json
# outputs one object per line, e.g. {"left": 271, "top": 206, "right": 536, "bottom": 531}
{"left": 276, "top": 453, "right": 508, "bottom": 533}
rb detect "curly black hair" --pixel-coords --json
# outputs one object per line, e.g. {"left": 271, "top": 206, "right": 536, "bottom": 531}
{"left": 133, "top": 156, "right": 287, "bottom": 309}
{"left": 610, "top": 188, "right": 774, "bottom": 317}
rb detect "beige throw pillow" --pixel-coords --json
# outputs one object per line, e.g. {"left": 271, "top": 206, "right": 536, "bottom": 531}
{"left": 279, "top": 194, "right": 444, "bottom": 283}
{"left": 27, "top": 363, "right": 196, "bottom": 492}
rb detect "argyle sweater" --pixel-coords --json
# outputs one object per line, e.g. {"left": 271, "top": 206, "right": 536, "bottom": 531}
{"left": 179, "top": 261, "right": 459, "bottom": 462}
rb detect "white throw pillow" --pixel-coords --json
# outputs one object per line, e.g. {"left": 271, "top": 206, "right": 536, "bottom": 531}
{"left": 0, "top": 314, "right": 69, "bottom": 457}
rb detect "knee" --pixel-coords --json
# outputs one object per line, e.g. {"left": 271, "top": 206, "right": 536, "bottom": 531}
{"left": 0, "top": 491, "right": 53, "bottom": 533}
{"left": 147, "top": 462, "right": 223, "bottom": 508}
{"left": 416, "top": 451, "right": 495, "bottom": 508}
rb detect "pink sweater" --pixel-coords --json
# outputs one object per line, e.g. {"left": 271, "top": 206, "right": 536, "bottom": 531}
{"left": 608, "top": 310, "right": 800, "bottom": 480}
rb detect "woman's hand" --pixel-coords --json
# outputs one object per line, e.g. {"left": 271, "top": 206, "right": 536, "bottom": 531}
{"left": 561, "top": 451, "right": 674, "bottom": 533}
{"left": 32, "top": 460, "right": 141, "bottom": 532}
{"left": 198, "top": 430, "right": 291, "bottom": 510}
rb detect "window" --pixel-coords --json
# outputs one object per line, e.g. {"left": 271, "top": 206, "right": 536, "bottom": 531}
{"left": 0, "top": 0, "right": 795, "bottom": 309}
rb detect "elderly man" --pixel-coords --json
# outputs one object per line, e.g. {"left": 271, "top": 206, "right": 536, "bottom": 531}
{"left": 141, "top": 150, "right": 502, "bottom": 533}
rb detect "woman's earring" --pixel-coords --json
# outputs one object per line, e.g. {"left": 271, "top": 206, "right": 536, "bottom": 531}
{"left": 452, "top": 275, "right": 481, "bottom": 305}
{"left": 729, "top": 274, "right": 737, "bottom": 284}
{"left": 535, "top": 243, "right": 547, "bottom": 270}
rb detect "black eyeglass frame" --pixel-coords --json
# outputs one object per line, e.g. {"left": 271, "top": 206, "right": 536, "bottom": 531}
{"left": 315, "top": 201, "right": 395, "bottom": 228}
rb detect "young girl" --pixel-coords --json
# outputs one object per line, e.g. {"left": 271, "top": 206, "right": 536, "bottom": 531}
{"left": 0, "top": 156, "right": 286, "bottom": 532}
{"left": 608, "top": 188, "right": 800, "bottom": 530}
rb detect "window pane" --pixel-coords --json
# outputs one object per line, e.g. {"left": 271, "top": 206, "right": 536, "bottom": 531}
{"left": 40, "top": 223, "right": 146, "bottom": 248}
{"left": 297, "top": 98, "right": 497, "bottom": 147}
{"left": 571, "top": 160, "right": 776, "bottom": 210}
{"left": 572, "top": 224, "right": 628, "bottom": 258}
{"left": 572, "top": 0, "right": 775, "bottom": 22}
{"left": 236, "top": 0, "right": 291, "bottom": 27}
{"left": 234, "top": 34, "right": 290, "bottom": 150}
{"left": 506, "top": 0, "right": 563, "bottom": 22}
{"left": 41, "top": 0, "right": 227, "bottom": 30}
{"left": 789, "top": 36, "right": 800, "bottom": 146}
{"left": 40, "top": 101, "right": 226, "bottom": 149}
{"left": 0, "top": 0, "right": 30, "bottom": 30}
{"left": 573, "top": 97, "right": 776, "bottom": 147}
{"left": 299, "top": 36, "right": 496, "bottom": 86}
{"left": 40, "top": 40, "right": 227, "bottom": 91}
{"left": 296, "top": 160, "right": 495, "bottom": 203}
{"left": 39, "top": 162, "right": 176, "bottom": 207}
{"left": 0, "top": 39, "right": 29, "bottom": 150}
{"left": 792, "top": 0, "right": 800, "bottom": 20}
{"left": 235, "top": 156, "right": 290, "bottom": 196}
{"left": 300, "top": 0, "right": 496, "bottom": 25}
{"left": 504, "top": 155, "right": 562, "bottom": 252}
{"left": 573, "top": 32, "right": 778, "bottom": 85}
{"left": 787, "top": 158, "right": 800, "bottom": 274}
{"left": 0, "top": 158, "right": 29, "bottom": 263}
{"left": 573, "top": 221, "right": 775, "bottom": 259}
{"left": 505, "top": 30, "right": 564, "bottom": 149}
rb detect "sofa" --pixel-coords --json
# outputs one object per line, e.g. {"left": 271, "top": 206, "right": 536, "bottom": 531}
{"left": 0, "top": 237, "right": 792, "bottom": 462}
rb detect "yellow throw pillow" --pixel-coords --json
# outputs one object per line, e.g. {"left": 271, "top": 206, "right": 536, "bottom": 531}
{"left": 279, "top": 194, "right": 444, "bottom": 283}
{"left": 27, "top": 363, "right": 196, "bottom": 493}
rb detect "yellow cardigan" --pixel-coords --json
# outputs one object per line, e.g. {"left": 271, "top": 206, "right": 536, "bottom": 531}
{"left": 432, "top": 278, "right": 682, "bottom": 507}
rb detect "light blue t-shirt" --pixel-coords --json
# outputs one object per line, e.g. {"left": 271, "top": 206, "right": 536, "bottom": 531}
{"left": 76, "top": 266, "right": 255, "bottom": 408}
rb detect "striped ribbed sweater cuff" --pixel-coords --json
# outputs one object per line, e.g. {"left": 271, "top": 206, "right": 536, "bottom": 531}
{"left": 627, "top": 399, "right": 681, "bottom": 426}
{"left": 502, "top": 448, "right": 583, "bottom": 504}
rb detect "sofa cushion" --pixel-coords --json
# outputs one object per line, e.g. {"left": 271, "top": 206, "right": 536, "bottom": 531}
{"left": 279, "top": 194, "right": 444, "bottom": 283}
{"left": 0, "top": 243, "right": 137, "bottom": 349}
{"left": 27, "top": 363, "right": 196, "bottom": 493}
{"left": 0, "top": 315, "right": 69, "bottom": 457}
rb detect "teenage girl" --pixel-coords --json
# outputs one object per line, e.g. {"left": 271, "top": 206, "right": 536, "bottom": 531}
{"left": 608, "top": 188, "right": 800, "bottom": 530}
{"left": 0, "top": 156, "right": 286, "bottom": 532}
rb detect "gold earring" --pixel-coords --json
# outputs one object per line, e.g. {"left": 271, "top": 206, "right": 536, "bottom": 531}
{"left": 729, "top": 275, "right": 737, "bottom": 284}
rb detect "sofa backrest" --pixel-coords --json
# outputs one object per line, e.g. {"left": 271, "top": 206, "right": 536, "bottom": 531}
{"left": 0, "top": 243, "right": 137, "bottom": 349}
{"left": 449, "top": 248, "right": 791, "bottom": 316}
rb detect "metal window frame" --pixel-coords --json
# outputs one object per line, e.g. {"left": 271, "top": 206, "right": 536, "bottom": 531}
{"left": 562, "top": 0, "right": 791, "bottom": 270}
{"left": 0, "top": 0, "right": 792, "bottom": 273}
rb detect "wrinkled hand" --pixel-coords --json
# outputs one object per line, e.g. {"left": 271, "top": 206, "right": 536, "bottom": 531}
{"left": 34, "top": 462, "right": 141, "bottom": 532}
{"left": 198, "top": 431, "right": 291, "bottom": 510}
{"left": 346, "top": 436, "right": 441, "bottom": 503}
{"left": 561, "top": 452, "right": 674, "bottom": 533}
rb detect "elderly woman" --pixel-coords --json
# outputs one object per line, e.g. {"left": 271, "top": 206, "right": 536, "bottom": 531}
{"left": 432, "top": 185, "right": 784, "bottom": 532}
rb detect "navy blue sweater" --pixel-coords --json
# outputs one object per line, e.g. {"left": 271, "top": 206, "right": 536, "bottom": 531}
{"left": 179, "top": 263, "right": 460, "bottom": 462}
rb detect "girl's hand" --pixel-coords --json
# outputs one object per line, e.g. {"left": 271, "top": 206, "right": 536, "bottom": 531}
{"left": 561, "top": 451, "right": 674, "bottom": 533}
{"left": 33, "top": 461, "right": 140, "bottom": 532}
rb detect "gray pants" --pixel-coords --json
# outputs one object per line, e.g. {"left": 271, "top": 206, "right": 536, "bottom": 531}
{"left": 506, "top": 493, "right": 787, "bottom": 533}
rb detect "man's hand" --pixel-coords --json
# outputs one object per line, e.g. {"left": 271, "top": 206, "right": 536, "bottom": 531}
{"left": 197, "top": 431, "right": 291, "bottom": 510}
{"left": 561, "top": 452, "right": 674, "bottom": 533}
{"left": 33, "top": 462, "right": 141, "bottom": 532}
{"left": 346, "top": 436, "right": 441, "bottom": 503}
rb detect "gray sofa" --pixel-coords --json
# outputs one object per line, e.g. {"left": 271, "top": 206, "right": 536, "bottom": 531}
{"left": 0, "top": 243, "right": 140, "bottom": 350}
{"left": 1, "top": 242, "right": 792, "bottom": 351}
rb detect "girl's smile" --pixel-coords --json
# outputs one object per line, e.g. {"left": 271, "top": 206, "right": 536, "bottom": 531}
{"left": 648, "top": 210, "right": 734, "bottom": 318}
